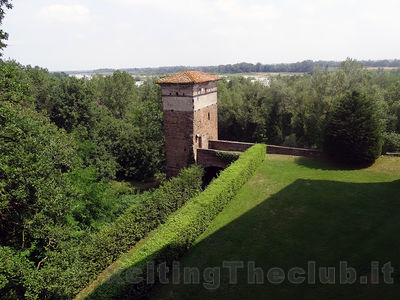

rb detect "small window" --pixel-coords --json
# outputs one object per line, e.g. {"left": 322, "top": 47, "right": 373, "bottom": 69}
{"left": 208, "top": 112, "right": 210, "bottom": 120}
{"left": 176, "top": 92, "right": 179, "bottom": 96}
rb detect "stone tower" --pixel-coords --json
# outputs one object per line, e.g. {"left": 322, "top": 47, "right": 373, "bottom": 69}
{"left": 157, "top": 70, "right": 221, "bottom": 177}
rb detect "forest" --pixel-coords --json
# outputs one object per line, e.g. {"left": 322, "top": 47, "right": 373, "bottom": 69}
{"left": 84, "top": 59, "right": 400, "bottom": 76}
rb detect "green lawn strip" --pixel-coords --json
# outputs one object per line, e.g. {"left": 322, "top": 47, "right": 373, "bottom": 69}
{"left": 79, "top": 144, "right": 266, "bottom": 299}
{"left": 151, "top": 155, "right": 400, "bottom": 299}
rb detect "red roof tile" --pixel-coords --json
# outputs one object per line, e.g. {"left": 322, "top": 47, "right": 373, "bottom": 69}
{"left": 157, "top": 70, "right": 221, "bottom": 84}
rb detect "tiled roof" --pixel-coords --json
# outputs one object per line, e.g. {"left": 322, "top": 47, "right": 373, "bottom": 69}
{"left": 157, "top": 70, "right": 221, "bottom": 84}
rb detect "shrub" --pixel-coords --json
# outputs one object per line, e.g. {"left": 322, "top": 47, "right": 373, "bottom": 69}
{"left": 324, "top": 91, "right": 383, "bottom": 165}
{"left": 0, "top": 246, "right": 35, "bottom": 299}
{"left": 283, "top": 133, "right": 297, "bottom": 147}
{"left": 215, "top": 150, "right": 240, "bottom": 165}
{"left": 83, "top": 144, "right": 266, "bottom": 299}
{"left": 382, "top": 132, "right": 400, "bottom": 153}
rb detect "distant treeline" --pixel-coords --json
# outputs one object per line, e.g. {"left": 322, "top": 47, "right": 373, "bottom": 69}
{"left": 69, "top": 59, "right": 400, "bottom": 76}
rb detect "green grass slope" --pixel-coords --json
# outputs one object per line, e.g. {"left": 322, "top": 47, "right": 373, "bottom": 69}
{"left": 151, "top": 155, "right": 400, "bottom": 300}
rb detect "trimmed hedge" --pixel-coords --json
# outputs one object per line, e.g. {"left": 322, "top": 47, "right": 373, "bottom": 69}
{"left": 78, "top": 166, "right": 204, "bottom": 285}
{"left": 84, "top": 144, "right": 266, "bottom": 299}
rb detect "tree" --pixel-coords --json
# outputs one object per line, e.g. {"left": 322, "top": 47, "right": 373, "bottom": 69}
{"left": 50, "top": 76, "right": 95, "bottom": 132}
{"left": 92, "top": 71, "right": 139, "bottom": 119}
{"left": 0, "top": 0, "right": 12, "bottom": 54}
{"left": 0, "top": 104, "right": 81, "bottom": 252}
{"left": 324, "top": 91, "right": 383, "bottom": 165}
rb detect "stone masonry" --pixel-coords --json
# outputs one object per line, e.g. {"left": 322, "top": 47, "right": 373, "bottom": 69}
{"left": 157, "top": 71, "right": 220, "bottom": 177}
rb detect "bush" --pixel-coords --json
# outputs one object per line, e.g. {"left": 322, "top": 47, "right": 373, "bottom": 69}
{"left": 283, "top": 133, "right": 297, "bottom": 147}
{"left": 324, "top": 91, "right": 383, "bottom": 165}
{"left": 0, "top": 246, "right": 35, "bottom": 299}
{"left": 382, "top": 132, "right": 400, "bottom": 153}
{"left": 215, "top": 150, "right": 240, "bottom": 165}
{"left": 83, "top": 144, "right": 266, "bottom": 299}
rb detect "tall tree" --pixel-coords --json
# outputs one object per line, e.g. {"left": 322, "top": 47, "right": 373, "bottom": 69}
{"left": 0, "top": 0, "right": 12, "bottom": 54}
{"left": 324, "top": 91, "right": 383, "bottom": 165}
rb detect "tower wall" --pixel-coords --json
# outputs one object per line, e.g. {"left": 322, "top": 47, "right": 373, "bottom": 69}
{"left": 193, "top": 103, "right": 218, "bottom": 156}
{"left": 163, "top": 110, "right": 194, "bottom": 178}
{"left": 161, "top": 80, "right": 219, "bottom": 178}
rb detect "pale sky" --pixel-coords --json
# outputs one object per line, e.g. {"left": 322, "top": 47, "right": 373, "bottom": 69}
{"left": 2, "top": 0, "right": 400, "bottom": 71}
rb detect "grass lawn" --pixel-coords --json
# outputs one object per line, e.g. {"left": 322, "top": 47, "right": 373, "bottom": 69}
{"left": 150, "top": 155, "right": 400, "bottom": 300}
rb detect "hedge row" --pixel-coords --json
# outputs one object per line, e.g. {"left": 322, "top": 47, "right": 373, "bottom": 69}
{"left": 83, "top": 144, "right": 266, "bottom": 299}
{"left": 78, "top": 165, "right": 204, "bottom": 287}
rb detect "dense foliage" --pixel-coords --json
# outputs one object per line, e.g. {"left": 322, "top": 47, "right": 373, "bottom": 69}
{"left": 0, "top": 166, "right": 203, "bottom": 299}
{"left": 382, "top": 132, "right": 400, "bottom": 153}
{"left": 84, "top": 144, "right": 266, "bottom": 299}
{"left": 324, "top": 91, "right": 383, "bottom": 165}
{"left": 217, "top": 59, "right": 400, "bottom": 156}
{"left": 0, "top": 60, "right": 166, "bottom": 299}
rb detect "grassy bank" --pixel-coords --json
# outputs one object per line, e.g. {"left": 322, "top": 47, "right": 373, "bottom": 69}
{"left": 151, "top": 155, "right": 400, "bottom": 299}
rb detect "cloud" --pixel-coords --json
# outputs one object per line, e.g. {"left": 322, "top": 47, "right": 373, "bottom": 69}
{"left": 216, "top": 0, "right": 279, "bottom": 20}
{"left": 106, "top": 0, "right": 278, "bottom": 20}
{"left": 37, "top": 4, "right": 90, "bottom": 24}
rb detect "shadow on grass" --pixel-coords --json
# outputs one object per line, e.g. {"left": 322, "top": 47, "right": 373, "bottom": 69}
{"left": 150, "top": 179, "right": 400, "bottom": 300}
{"left": 294, "top": 156, "right": 370, "bottom": 171}
{"left": 87, "top": 179, "right": 400, "bottom": 299}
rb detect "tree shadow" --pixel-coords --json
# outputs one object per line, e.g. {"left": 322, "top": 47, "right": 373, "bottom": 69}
{"left": 294, "top": 156, "right": 369, "bottom": 171}
{"left": 86, "top": 179, "right": 400, "bottom": 299}
{"left": 202, "top": 167, "right": 223, "bottom": 188}
{"left": 150, "top": 179, "right": 400, "bottom": 300}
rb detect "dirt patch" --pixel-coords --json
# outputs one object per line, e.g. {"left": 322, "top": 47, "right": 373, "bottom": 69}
{"left": 366, "top": 156, "right": 400, "bottom": 176}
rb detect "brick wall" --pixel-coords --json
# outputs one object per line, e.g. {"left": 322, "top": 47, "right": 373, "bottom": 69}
{"left": 386, "top": 152, "right": 400, "bottom": 157}
{"left": 163, "top": 110, "right": 194, "bottom": 178}
{"left": 267, "top": 145, "right": 324, "bottom": 158}
{"left": 193, "top": 104, "right": 218, "bottom": 155}
{"left": 162, "top": 81, "right": 219, "bottom": 177}
{"left": 197, "top": 149, "right": 228, "bottom": 169}
{"left": 209, "top": 140, "right": 254, "bottom": 152}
